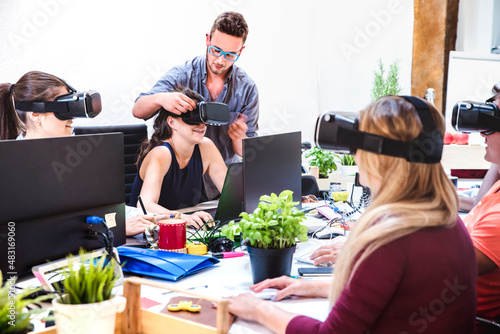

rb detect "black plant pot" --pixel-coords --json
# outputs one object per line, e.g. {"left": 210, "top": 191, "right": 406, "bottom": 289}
{"left": 247, "top": 245, "right": 296, "bottom": 284}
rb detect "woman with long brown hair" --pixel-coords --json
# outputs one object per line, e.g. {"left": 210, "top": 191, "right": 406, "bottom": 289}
{"left": 227, "top": 96, "right": 477, "bottom": 333}
{"left": 0, "top": 71, "right": 72, "bottom": 140}
{"left": 129, "top": 86, "right": 227, "bottom": 228}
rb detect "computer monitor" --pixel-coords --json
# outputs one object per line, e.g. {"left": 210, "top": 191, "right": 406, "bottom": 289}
{"left": 0, "top": 133, "right": 126, "bottom": 278}
{"left": 214, "top": 163, "right": 243, "bottom": 223}
{"left": 243, "top": 131, "right": 302, "bottom": 213}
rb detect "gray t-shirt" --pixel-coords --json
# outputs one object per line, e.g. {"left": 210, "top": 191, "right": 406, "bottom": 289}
{"left": 137, "top": 54, "right": 259, "bottom": 165}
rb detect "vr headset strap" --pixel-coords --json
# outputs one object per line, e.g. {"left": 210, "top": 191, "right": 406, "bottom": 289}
{"left": 338, "top": 126, "right": 410, "bottom": 158}
{"left": 15, "top": 101, "right": 69, "bottom": 114}
{"left": 400, "top": 96, "right": 437, "bottom": 133}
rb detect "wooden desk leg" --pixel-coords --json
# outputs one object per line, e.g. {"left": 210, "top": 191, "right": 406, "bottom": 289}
{"left": 122, "top": 280, "right": 142, "bottom": 334}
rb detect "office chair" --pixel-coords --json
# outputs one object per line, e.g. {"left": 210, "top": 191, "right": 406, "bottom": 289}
{"left": 74, "top": 124, "right": 148, "bottom": 204}
{"left": 301, "top": 174, "right": 321, "bottom": 198}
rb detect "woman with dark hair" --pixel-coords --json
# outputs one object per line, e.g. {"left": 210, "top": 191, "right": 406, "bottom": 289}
{"left": 0, "top": 71, "right": 73, "bottom": 140}
{"left": 129, "top": 87, "right": 227, "bottom": 228}
{"left": 0, "top": 70, "right": 161, "bottom": 236}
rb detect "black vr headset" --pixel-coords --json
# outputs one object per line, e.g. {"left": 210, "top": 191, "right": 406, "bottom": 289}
{"left": 160, "top": 101, "right": 230, "bottom": 126}
{"left": 451, "top": 99, "right": 500, "bottom": 135}
{"left": 314, "top": 96, "right": 443, "bottom": 164}
{"left": 14, "top": 79, "right": 101, "bottom": 120}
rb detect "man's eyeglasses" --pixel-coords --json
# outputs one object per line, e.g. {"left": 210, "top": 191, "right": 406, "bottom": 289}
{"left": 208, "top": 46, "right": 240, "bottom": 62}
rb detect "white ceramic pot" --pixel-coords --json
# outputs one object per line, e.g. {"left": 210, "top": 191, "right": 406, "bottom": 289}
{"left": 341, "top": 165, "right": 358, "bottom": 178}
{"left": 52, "top": 295, "right": 126, "bottom": 334}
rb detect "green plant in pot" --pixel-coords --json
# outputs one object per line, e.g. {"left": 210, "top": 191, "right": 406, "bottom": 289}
{"left": 371, "top": 58, "right": 403, "bottom": 101}
{"left": 338, "top": 154, "right": 358, "bottom": 178}
{"left": 338, "top": 154, "right": 356, "bottom": 166}
{"left": 0, "top": 271, "right": 53, "bottom": 334}
{"left": 305, "top": 146, "right": 337, "bottom": 178}
{"left": 222, "top": 190, "right": 308, "bottom": 283}
{"left": 52, "top": 249, "right": 126, "bottom": 334}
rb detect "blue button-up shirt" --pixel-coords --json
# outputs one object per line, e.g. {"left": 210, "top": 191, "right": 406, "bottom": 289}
{"left": 137, "top": 54, "right": 259, "bottom": 164}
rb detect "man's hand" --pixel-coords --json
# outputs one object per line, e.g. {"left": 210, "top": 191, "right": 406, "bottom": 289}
{"left": 156, "top": 92, "right": 197, "bottom": 115}
{"left": 228, "top": 113, "right": 248, "bottom": 141}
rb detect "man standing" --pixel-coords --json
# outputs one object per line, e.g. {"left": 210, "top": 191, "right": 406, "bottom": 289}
{"left": 133, "top": 11, "right": 259, "bottom": 165}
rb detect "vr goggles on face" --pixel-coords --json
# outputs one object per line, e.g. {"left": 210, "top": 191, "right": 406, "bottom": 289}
{"left": 451, "top": 100, "right": 500, "bottom": 135}
{"left": 161, "top": 101, "right": 230, "bottom": 126}
{"left": 314, "top": 96, "right": 443, "bottom": 164}
{"left": 14, "top": 80, "right": 101, "bottom": 120}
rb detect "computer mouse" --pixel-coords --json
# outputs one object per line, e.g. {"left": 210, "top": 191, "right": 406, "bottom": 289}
{"left": 253, "top": 288, "right": 280, "bottom": 300}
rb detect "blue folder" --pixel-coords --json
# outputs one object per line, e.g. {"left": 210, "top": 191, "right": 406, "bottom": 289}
{"left": 117, "top": 246, "right": 219, "bottom": 281}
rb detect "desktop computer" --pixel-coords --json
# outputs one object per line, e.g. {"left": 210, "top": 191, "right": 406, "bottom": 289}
{"left": 0, "top": 133, "right": 126, "bottom": 278}
{"left": 243, "top": 131, "right": 302, "bottom": 213}
{"left": 180, "top": 131, "right": 302, "bottom": 223}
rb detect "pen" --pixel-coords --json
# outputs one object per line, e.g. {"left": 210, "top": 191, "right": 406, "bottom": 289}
{"left": 138, "top": 196, "right": 147, "bottom": 215}
{"left": 212, "top": 252, "right": 245, "bottom": 259}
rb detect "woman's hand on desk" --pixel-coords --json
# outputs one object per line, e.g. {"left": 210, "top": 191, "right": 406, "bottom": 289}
{"left": 310, "top": 242, "right": 345, "bottom": 266}
{"left": 251, "top": 276, "right": 330, "bottom": 301}
{"left": 126, "top": 213, "right": 180, "bottom": 236}
{"left": 228, "top": 293, "right": 297, "bottom": 333}
{"left": 126, "top": 215, "right": 155, "bottom": 236}
{"left": 181, "top": 211, "right": 214, "bottom": 229}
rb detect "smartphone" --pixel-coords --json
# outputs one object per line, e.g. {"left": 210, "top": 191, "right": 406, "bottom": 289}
{"left": 297, "top": 267, "right": 334, "bottom": 277}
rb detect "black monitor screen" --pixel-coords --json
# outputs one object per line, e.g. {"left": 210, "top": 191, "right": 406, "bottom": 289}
{"left": 0, "top": 134, "right": 126, "bottom": 277}
{"left": 243, "top": 131, "right": 302, "bottom": 213}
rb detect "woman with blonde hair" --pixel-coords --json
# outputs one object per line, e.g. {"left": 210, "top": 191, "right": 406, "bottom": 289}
{"left": 227, "top": 96, "right": 477, "bottom": 333}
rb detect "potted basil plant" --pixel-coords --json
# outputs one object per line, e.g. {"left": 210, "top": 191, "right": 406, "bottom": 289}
{"left": 222, "top": 190, "right": 309, "bottom": 283}
{"left": 52, "top": 249, "right": 126, "bottom": 334}
{"left": 305, "top": 146, "right": 337, "bottom": 178}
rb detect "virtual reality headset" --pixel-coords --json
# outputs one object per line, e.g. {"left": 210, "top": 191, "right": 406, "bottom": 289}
{"left": 314, "top": 96, "right": 443, "bottom": 164}
{"left": 161, "top": 101, "right": 230, "bottom": 126}
{"left": 15, "top": 80, "right": 101, "bottom": 121}
{"left": 451, "top": 100, "right": 500, "bottom": 135}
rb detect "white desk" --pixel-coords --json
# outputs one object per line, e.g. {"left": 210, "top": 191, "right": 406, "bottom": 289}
{"left": 26, "top": 239, "right": 331, "bottom": 334}
{"left": 128, "top": 248, "right": 330, "bottom": 334}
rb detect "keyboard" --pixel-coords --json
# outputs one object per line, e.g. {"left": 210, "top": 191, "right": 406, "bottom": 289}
{"left": 294, "top": 236, "right": 347, "bottom": 265}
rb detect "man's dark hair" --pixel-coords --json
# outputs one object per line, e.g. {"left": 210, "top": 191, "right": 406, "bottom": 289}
{"left": 210, "top": 11, "right": 248, "bottom": 44}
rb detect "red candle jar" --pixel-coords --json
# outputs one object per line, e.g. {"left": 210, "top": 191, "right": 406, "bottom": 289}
{"left": 157, "top": 219, "right": 187, "bottom": 252}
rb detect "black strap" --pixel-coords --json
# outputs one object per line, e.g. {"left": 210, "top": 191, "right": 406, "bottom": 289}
{"left": 400, "top": 96, "right": 436, "bottom": 133}
{"left": 15, "top": 101, "right": 69, "bottom": 114}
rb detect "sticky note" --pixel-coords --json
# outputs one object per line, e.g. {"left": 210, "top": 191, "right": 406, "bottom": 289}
{"left": 105, "top": 212, "right": 117, "bottom": 228}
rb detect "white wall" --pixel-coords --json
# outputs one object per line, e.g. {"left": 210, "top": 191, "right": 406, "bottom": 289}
{"left": 0, "top": 0, "right": 415, "bottom": 144}
{"left": 456, "top": 0, "right": 496, "bottom": 53}
{"left": 447, "top": 0, "right": 500, "bottom": 140}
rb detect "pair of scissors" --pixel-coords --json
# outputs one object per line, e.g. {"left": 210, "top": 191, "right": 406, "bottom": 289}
{"left": 167, "top": 300, "right": 201, "bottom": 313}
